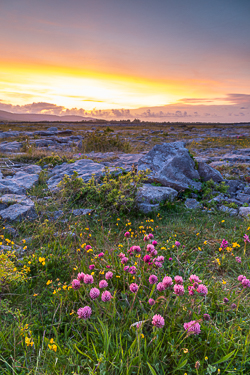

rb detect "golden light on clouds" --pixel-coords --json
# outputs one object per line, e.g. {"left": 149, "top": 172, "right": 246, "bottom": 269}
{"left": 0, "top": 61, "right": 224, "bottom": 111}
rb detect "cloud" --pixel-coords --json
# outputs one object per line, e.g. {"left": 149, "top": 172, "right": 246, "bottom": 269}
{"left": 0, "top": 96, "right": 249, "bottom": 122}
{"left": 178, "top": 93, "right": 250, "bottom": 106}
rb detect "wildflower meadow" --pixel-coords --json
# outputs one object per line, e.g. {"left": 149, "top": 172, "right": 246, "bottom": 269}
{"left": 1, "top": 201, "right": 250, "bottom": 375}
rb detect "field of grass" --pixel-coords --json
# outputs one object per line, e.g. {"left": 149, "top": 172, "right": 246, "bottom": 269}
{"left": 1, "top": 185, "right": 250, "bottom": 374}
{"left": 1, "top": 122, "right": 250, "bottom": 374}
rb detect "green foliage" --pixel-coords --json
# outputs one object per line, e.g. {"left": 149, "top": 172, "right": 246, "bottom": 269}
{"left": 202, "top": 180, "right": 228, "bottom": 200}
{"left": 36, "top": 153, "right": 69, "bottom": 167}
{"left": 59, "top": 168, "right": 149, "bottom": 214}
{"left": 80, "top": 131, "right": 132, "bottom": 153}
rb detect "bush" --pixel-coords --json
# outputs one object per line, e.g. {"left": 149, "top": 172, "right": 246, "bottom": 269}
{"left": 59, "top": 168, "right": 149, "bottom": 214}
{"left": 80, "top": 132, "right": 132, "bottom": 153}
{"left": 36, "top": 153, "right": 69, "bottom": 167}
{"left": 0, "top": 252, "right": 27, "bottom": 288}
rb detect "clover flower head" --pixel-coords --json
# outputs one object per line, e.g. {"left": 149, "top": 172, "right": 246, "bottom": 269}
{"left": 148, "top": 298, "right": 155, "bottom": 306}
{"left": 77, "top": 306, "right": 92, "bottom": 319}
{"left": 174, "top": 284, "right": 185, "bottom": 296}
{"left": 85, "top": 245, "right": 92, "bottom": 251}
{"left": 156, "top": 256, "right": 164, "bottom": 263}
{"left": 152, "top": 314, "right": 164, "bottom": 328}
{"left": 238, "top": 275, "right": 246, "bottom": 282}
{"left": 84, "top": 274, "right": 94, "bottom": 284}
{"left": 119, "top": 252, "right": 125, "bottom": 258}
{"left": 143, "top": 235, "right": 149, "bottom": 242}
{"left": 175, "top": 241, "right": 181, "bottom": 247}
{"left": 98, "top": 252, "right": 104, "bottom": 258}
{"left": 121, "top": 257, "right": 128, "bottom": 264}
{"left": 72, "top": 279, "right": 81, "bottom": 290}
{"left": 89, "top": 264, "right": 95, "bottom": 270}
{"left": 174, "top": 275, "right": 184, "bottom": 285}
{"left": 154, "top": 261, "right": 163, "bottom": 268}
{"left": 124, "top": 266, "right": 130, "bottom": 272}
{"left": 130, "top": 283, "right": 139, "bottom": 293}
{"left": 242, "top": 278, "right": 250, "bottom": 287}
{"left": 235, "top": 256, "right": 241, "bottom": 263}
{"left": 188, "top": 285, "right": 195, "bottom": 295}
{"left": 162, "top": 276, "right": 173, "bottom": 287}
{"left": 189, "top": 274, "right": 202, "bottom": 283}
{"left": 184, "top": 320, "right": 201, "bottom": 335}
{"left": 197, "top": 284, "right": 208, "bottom": 296}
{"left": 105, "top": 271, "right": 113, "bottom": 280}
{"left": 101, "top": 291, "right": 112, "bottom": 302}
{"left": 223, "top": 297, "right": 229, "bottom": 303}
{"left": 147, "top": 244, "right": 155, "bottom": 253}
{"left": 99, "top": 280, "right": 108, "bottom": 288}
{"left": 152, "top": 240, "right": 158, "bottom": 246}
{"left": 89, "top": 287, "right": 100, "bottom": 299}
{"left": 129, "top": 266, "right": 137, "bottom": 275}
{"left": 203, "top": 313, "right": 211, "bottom": 321}
{"left": 133, "top": 246, "right": 141, "bottom": 253}
{"left": 148, "top": 233, "right": 154, "bottom": 239}
{"left": 77, "top": 272, "right": 85, "bottom": 282}
{"left": 157, "top": 282, "right": 166, "bottom": 292}
{"left": 149, "top": 274, "right": 158, "bottom": 284}
{"left": 124, "top": 232, "right": 130, "bottom": 238}
{"left": 143, "top": 255, "right": 151, "bottom": 263}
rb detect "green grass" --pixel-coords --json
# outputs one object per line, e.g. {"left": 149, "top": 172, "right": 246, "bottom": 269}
{"left": 1, "top": 200, "right": 250, "bottom": 374}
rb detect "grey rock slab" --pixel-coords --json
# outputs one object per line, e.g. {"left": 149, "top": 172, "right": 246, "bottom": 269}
{"left": 138, "top": 202, "right": 160, "bottom": 214}
{"left": 47, "top": 210, "right": 64, "bottom": 220}
{"left": 239, "top": 207, "right": 250, "bottom": 217}
{"left": 11, "top": 172, "right": 39, "bottom": 190}
{"left": 236, "top": 193, "right": 250, "bottom": 204}
{"left": 21, "top": 165, "right": 42, "bottom": 174}
{"left": 224, "top": 180, "right": 245, "bottom": 194}
{"left": 137, "top": 184, "right": 178, "bottom": 205}
{"left": 0, "top": 194, "right": 34, "bottom": 206}
{"left": 0, "top": 141, "right": 22, "bottom": 153}
{"left": 0, "top": 203, "right": 37, "bottom": 222}
{"left": 0, "top": 181, "right": 26, "bottom": 195}
{"left": 47, "top": 159, "right": 106, "bottom": 191}
{"left": 47, "top": 127, "right": 58, "bottom": 132}
{"left": 185, "top": 198, "right": 202, "bottom": 210}
{"left": 244, "top": 186, "right": 250, "bottom": 195}
{"left": 72, "top": 208, "right": 93, "bottom": 216}
{"left": 198, "top": 162, "right": 223, "bottom": 183}
{"left": 219, "top": 205, "right": 238, "bottom": 216}
{"left": 137, "top": 142, "right": 202, "bottom": 191}
{"left": 208, "top": 194, "right": 225, "bottom": 204}
{"left": 0, "top": 203, "right": 8, "bottom": 211}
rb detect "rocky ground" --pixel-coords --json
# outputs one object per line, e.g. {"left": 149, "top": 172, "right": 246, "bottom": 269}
{"left": 1, "top": 122, "right": 250, "bottom": 231}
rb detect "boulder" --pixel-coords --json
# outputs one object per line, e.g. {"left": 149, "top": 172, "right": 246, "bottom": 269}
{"left": 185, "top": 198, "right": 201, "bottom": 210}
{"left": 0, "top": 180, "right": 26, "bottom": 195}
{"left": 0, "top": 203, "right": 37, "bottom": 222}
{"left": 197, "top": 162, "right": 223, "bottom": 183}
{"left": 236, "top": 193, "right": 250, "bottom": 204}
{"left": 0, "top": 194, "right": 34, "bottom": 206}
{"left": 47, "top": 159, "right": 106, "bottom": 191}
{"left": 11, "top": 171, "right": 39, "bottom": 190}
{"left": 137, "top": 184, "right": 178, "bottom": 205}
{"left": 137, "top": 142, "right": 201, "bottom": 191}
{"left": 239, "top": 207, "right": 250, "bottom": 217}
{"left": 225, "top": 180, "right": 245, "bottom": 194}
{"left": 0, "top": 141, "right": 22, "bottom": 153}
{"left": 21, "top": 165, "right": 42, "bottom": 174}
{"left": 138, "top": 203, "right": 160, "bottom": 214}
{"left": 47, "top": 127, "right": 58, "bottom": 132}
{"left": 244, "top": 186, "right": 250, "bottom": 195}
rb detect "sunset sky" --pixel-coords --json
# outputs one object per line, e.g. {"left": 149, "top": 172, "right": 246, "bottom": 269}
{"left": 0, "top": 0, "right": 250, "bottom": 121}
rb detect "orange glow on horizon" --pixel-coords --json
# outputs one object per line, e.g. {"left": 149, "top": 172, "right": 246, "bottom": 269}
{"left": 0, "top": 60, "right": 233, "bottom": 112}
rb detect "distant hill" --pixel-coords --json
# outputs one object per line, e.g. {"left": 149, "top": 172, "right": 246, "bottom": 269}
{"left": 0, "top": 110, "right": 97, "bottom": 122}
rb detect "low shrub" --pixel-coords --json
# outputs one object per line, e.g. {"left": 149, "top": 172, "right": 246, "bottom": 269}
{"left": 59, "top": 168, "right": 149, "bottom": 214}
